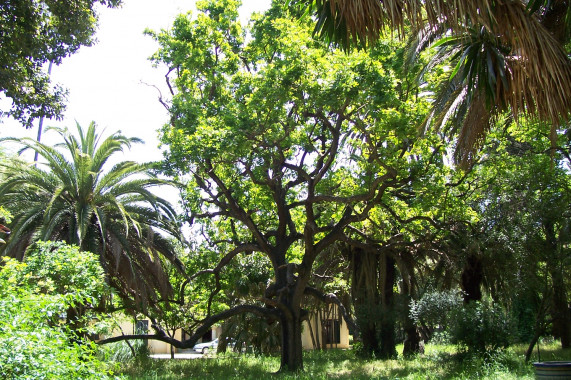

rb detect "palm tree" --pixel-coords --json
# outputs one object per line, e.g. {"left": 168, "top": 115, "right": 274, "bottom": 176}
{"left": 0, "top": 122, "right": 185, "bottom": 310}
{"left": 300, "top": 0, "right": 571, "bottom": 167}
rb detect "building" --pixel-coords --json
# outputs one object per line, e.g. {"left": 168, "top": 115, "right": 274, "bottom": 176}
{"left": 302, "top": 304, "right": 350, "bottom": 350}
{"left": 107, "top": 304, "right": 350, "bottom": 354}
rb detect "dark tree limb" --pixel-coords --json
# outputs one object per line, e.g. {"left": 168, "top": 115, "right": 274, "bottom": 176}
{"left": 380, "top": 202, "right": 440, "bottom": 229}
{"left": 205, "top": 161, "right": 271, "bottom": 253}
{"left": 187, "top": 243, "right": 260, "bottom": 281}
{"left": 97, "top": 304, "right": 280, "bottom": 348}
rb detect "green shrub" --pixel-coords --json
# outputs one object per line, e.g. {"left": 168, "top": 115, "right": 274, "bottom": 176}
{"left": 410, "top": 289, "right": 463, "bottom": 343}
{"left": 449, "top": 301, "right": 514, "bottom": 354}
{"left": 102, "top": 339, "right": 150, "bottom": 364}
{"left": 0, "top": 242, "right": 119, "bottom": 379}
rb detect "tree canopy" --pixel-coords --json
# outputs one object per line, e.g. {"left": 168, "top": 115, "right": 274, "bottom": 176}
{"left": 0, "top": 0, "right": 121, "bottom": 127}
{"left": 296, "top": 0, "right": 571, "bottom": 167}
{"left": 1, "top": 0, "right": 571, "bottom": 375}
{"left": 120, "top": 0, "right": 455, "bottom": 370}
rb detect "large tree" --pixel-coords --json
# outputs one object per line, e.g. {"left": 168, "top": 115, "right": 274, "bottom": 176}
{"left": 0, "top": 122, "right": 185, "bottom": 310}
{"left": 0, "top": 0, "right": 121, "bottom": 127}
{"left": 103, "top": 0, "right": 429, "bottom": 371}
{"left": 470, "top": 123, "right": 571, "bottom": 349}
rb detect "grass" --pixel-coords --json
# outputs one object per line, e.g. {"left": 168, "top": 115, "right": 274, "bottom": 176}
{"left": 116, "top": 341, "right": 571, "bottom": 380}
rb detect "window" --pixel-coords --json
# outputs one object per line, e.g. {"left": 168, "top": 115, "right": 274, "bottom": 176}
{"left": 322, "top": 319, "right": 341, "bottom": 345}
{"left": 201, "top": 329, "right": 213, "bottom": 342}
{"left": 135, "top": 319, "right": 149, "bottom": 345}
{"left": 135, "top": 319, "right": 149, "bottom": 334}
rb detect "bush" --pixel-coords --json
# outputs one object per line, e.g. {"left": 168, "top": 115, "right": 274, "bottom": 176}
{"left": 409, "top": 289, "right": 463, "bottom": 342}
{"left": 449, "top": 301, "right": 514, "bottom": 354}
{"left": 0, "top": 242, "right": 118, "bottom": 379}
{"left": 102, "top": 340, "right": 150, "bottom": 363}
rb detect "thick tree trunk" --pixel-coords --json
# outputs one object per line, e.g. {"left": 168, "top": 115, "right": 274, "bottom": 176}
{"left": 361, "top": 322, "right": 381, "bottom": 357}
{"left": 403, "top": 323, "right": 422, "bottom": 357}
{"left": 461, "top": 253, "right": 483, "bottom": 303}
{"left": 279, "top": 313, "right": 304, "bottom": 372}
{"left": 351, "top": 247, "right": 381, "bottom": 357}
{"left": 544, "top": 221, "right": 571, "bottom": 348}
{"left": 379, "top": 254, "right": 397, "bottom": 359}
{"left": 551, "top": 266, "right": 571, "bottom": 348}
{"left": 401, "top": 275, "right": 422, "bottom": 357}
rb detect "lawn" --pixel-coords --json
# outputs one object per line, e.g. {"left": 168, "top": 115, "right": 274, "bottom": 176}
{"left": 116, "top": 341, "right": 571, "bottom": 379}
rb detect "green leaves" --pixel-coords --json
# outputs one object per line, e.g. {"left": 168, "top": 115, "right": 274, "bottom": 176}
{"left": 0, "top": 122, "right": 183, "bottom": 311}
{"left": 22, "top": 241, "right": 108, "bottom": 301}
{"left": 0, "top": 0, "right": 122, "bottom": 127}
{"left": 0, "top": 242, "right": 115, "bottom": 379}
{"left": 155, "top": 2, "right": 441, "bottom": 296}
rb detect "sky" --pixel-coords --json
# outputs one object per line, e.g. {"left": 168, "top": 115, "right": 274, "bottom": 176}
{"left": 0, "top": 0, "right": 271, "bottom": 163}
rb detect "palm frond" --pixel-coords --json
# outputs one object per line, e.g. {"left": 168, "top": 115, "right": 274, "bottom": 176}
{"left": 453, "top": 93, "right": 493, "bottom": 168}
{"left": 305, "top": 0, "right": 571, "bottom": 160}
{"left": 0, "top": 122, "right": 183, "bottom": 311}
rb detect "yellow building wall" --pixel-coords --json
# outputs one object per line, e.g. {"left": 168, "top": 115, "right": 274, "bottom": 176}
{"left": 108, "top": 314, "right": 348, "bottom": 354}
{"left": 106, "top": 319, "right": 219, "bottom": 355}
{"left": 301, "top": 306, "right": 350, "bottom": 350}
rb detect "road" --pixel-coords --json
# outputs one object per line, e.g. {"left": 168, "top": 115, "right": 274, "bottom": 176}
{"left": 150, "top": 352, "right": 203, "bottom": 359}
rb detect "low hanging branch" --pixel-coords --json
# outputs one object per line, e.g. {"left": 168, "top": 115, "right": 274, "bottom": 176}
{"left": 97, "top": 304, "right": 280, "bottom": 348}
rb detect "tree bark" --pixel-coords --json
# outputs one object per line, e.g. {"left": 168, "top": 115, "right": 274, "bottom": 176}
{"left": 361, "top": 321, "right": 381, "bottom": 357}
{"left": 351, "top": 247, "right": 381, "bottom": 357}
{"left": 379, "top": 253, "right": 397, "bottom": 359}
{"left": 550, "top": 266, "right": 571, "bottom": 348}
{"left": 401, "top": 267, "right": 422, "bottom": 357}
{"left": 544, "top": 220, "right": 571, "bottom": 348}
{"left": 279, "top": 312, "right": 304, "bottom": 372}
{"left": 461, "top": 253, "right": 483, "bottom": 303}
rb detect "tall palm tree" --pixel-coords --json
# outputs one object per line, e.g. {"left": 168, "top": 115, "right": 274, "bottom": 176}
{"left": 299, "top": 0, "right": 571, "bottom": 167}
{"left": 0, "top": 122, "right": 185, "bottom": 310}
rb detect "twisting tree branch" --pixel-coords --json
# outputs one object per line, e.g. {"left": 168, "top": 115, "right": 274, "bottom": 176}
{"left": 97, "top": 304, "right": 280, "bottom": 348}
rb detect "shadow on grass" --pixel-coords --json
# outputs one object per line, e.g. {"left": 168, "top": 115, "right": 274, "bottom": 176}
{"left": 119, "top": 342, "right": 571, "bottom": 380}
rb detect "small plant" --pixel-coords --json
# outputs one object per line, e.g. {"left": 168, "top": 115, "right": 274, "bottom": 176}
{"left": 103, "top": 339, "right": 150, "bottom": 364}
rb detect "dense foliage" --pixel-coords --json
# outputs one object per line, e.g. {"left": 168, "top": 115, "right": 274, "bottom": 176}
{"left": 297, "top": 0, "right": 571, "bottom": 167}
{"left": 0, "top": 241, "right": 116, "bottom": 379}
{"left": 0, "top": 122, "right": 184, "bottom": 311}
{"left": 1, "top": 0, "right": 571, "bottom": 376}
{"left": 145, "top": 0, "right": 454, "bottom": 369}
{"left": 0, "top": 0, "right": 122, "bottom": 127}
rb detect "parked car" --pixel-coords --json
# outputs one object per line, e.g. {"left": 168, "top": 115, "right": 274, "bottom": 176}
{"left": 193, "top": 338, "right": 218, "bottom": 354}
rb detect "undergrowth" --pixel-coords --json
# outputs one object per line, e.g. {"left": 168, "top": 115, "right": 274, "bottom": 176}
{"left": 117, "top": 341, "right": 571, "bottom": 380}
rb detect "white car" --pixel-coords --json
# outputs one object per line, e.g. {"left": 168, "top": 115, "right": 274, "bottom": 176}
{"left": 193, "top": 338, "right": 218, "bottom": 354}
